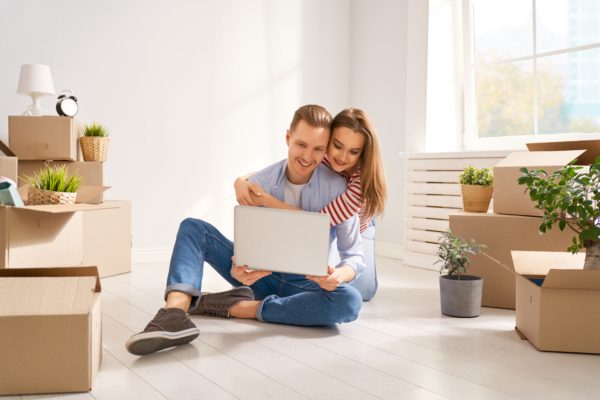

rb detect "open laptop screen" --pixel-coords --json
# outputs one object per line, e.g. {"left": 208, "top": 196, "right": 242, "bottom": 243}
{"left": 234, "top": 205, "right": 330, "bottom": 276}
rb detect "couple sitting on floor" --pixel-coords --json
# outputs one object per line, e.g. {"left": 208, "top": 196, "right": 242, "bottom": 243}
{"left": 126, "top": 104, "right": 388, "bottom": 356}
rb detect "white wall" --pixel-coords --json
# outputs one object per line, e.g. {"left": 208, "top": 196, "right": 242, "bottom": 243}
{"left": 0, "top": 0, "right": 351, "bottom": 256}
{"left": 0, "top": 0, "right": 428, "bottom": 261}
{"left": 350, "top": 0, "right": 428, "bottom": 257}
{"left": 426, "top": 0, "right": 462, "bottom": 152}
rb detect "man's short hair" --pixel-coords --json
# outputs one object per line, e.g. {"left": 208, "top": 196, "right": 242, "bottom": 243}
{"left": 290, "top": 105, "right": 332, "bottom": 131}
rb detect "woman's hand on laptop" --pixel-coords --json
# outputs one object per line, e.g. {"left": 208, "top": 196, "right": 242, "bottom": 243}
{"left": 307, "top": 266, "right": 343, "bottom": 291}
{"left": 230, "top": 257, "right": 272, "bottom": 285}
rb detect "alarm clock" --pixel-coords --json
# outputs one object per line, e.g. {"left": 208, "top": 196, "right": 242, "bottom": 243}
{"left": 56, "top": 90, "right": 79, "bottom": 117}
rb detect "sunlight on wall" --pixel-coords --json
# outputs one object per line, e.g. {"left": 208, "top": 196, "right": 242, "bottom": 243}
{"left": 0, "top": 0, "right": 349, "bottom": 249}
{"left": 426, "top": 0, "right": 463, "bottom": 151}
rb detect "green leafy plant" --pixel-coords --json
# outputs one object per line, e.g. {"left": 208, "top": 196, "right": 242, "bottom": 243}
{"left": 459, "top": 166, "right": 493, "bottom": 186}
{"left": 83, "top": 122, "right": 108, "bottom": 137}
{"left": 24, "top": 164, "right": 82, "bottom": 193}
{"left": 435, "top": 230, "right": 482, "bottom": 276}
{"left": 518, "top": 157, "right": 600, "bottom": 270}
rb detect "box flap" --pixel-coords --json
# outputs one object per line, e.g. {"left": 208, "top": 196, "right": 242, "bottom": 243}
{"left": 542, "top": 269, "right": 600, "bottom": 289}
{"left": 75, "top": 185, "right": 111, "bottom": 203}
{"left": 1, "top": 200, "right": 118, "bottom": 214}
{"left": 511, "top": 251, "right": 585, "bottom": 276}
{"left": 0, "top": 140, "right": 16, "bottom": 157}
{"left": 495, "top": 150, "right": 585, "bottom": 168}
{"left": 0, "top": 266, "right": 100, "bottom": 292}
{"left": 527, "top": 139, "right": 600, "bottom": 165}
{"left": 0, "top": 267, "right": 100, "bottom": 317}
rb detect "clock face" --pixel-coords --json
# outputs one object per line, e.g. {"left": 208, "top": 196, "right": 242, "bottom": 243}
{"left": 60, "top": 98, "right": 78, "bottom": 117}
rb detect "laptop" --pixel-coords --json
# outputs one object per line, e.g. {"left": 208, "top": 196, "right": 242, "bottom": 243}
{"left": 234, "top": 205, "right": 330, "bottom": 276}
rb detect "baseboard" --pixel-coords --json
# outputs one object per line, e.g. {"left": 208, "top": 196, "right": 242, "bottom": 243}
{"left": 375, "top": 242, "right": 404, "bottom": 260}
{"left": 403, "top": 251, "right": 438, "bottom": 271}
{"left": 132, "top": 246, "right": 172, "bottom": 264}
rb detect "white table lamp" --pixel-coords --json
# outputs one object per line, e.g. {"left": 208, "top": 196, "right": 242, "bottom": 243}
{"left": 17, "top": 64, "right": 56, "bottom": 116}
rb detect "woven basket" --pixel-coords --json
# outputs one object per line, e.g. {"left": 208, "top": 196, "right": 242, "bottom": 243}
{"left": 27, "top": 186, "right": 77, "bottom": 205}
{"left": 80, "top": 136, "right": 109, "bottom": 162}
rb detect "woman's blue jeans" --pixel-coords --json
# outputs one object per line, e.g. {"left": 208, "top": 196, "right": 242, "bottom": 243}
{"left": 328, "top": 221, "right": 378, "bottom": 301}
{"left": 165, "top": 218, "right": 362, "bottom": 326}
{"left": 351, "top": 222, "right": 378, "bottom": 301}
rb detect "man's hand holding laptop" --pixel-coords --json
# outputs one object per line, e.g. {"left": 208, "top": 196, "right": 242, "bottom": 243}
{"left": 307, "top": 265, "right": 356, "bottom": 291}
{"left": 230, "top": 256, "right": 272, "bottom": 286}
{"left": 232, "top": 256, "right": 354, "bottom": 292}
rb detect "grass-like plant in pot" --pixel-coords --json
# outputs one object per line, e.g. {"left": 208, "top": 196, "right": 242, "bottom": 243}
{"left": 24, "top": 164, "right": 82, "bottom": 205}
{"left": 459, "top": 165, "right": 493, "bottom": 212}
{"left": 436, "top": 230, "right": 484, "bottom": 317}
{"left": 518, "top": 157, "right": 600, "bottom": 270}
{"left": 80, "top": 122, "right": 109, "bottom": 162}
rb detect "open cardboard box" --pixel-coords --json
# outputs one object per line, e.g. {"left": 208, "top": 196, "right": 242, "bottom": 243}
{"left": 493, "top": 149, "right": 586, "bottom": 217}
{"left": 0, "top": 200, "right": 131, "bottom": 277}
{"left": 0, "top": 140, "right": 18, "bottom": 183}
{"left": 449, "top": 212, "right": 574, "bottom": 309}
{"left": 0, "top": 266, "right": 102, "bottom": 395}
{"left": 512, "top": 251, "right": 600, "bottom": 355}
{"left": 8, "top": 116, "right": 80, "bottom": 161}
{"left": 526, "top": 139, "right": 600, "bottom": 164}
{"left": 494, "top": 139, "right": 600, "bottom": 217}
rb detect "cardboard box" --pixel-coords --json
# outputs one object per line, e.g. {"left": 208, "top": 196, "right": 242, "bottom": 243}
{"left": 449, "top": 212, "right": 575, "bottom": 309}
{"left": 0, "top": 266, "right": 102, "bottom": 395}
{"left": 527, "top": 139, "right": 600, "bottom": 164}
{"left": 18, "top": 160, "right": 104, "bottom": 203}
{"left": 9, "top": 116, "right": 80, "bottom": 161}
{"left": 493, "top": 150, "right": 585, "bottom": 217}
{"left": 494, "top": 139, "right": 600, "bottom": 217}
{"left": 0, "top": 201, "right": 131, "bottom": 277}
{"left": 0, "top": 140, "right": 18, "bottom": 182}
{"left": 512, "top": 251, "right": 600, "bottom": 354}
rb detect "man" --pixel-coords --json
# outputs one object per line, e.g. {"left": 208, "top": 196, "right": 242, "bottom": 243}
{"left": 126, "top": 105, "right": 365, "bottom": 356}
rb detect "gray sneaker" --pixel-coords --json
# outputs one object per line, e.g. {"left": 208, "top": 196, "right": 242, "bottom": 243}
{"left": 189, "top": 286, "right": 255, "bottom": 318}
{"left": 125, "top": 308, "right": 200, "bottom": 355}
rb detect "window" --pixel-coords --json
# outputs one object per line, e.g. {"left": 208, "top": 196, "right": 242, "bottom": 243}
{"left": 463, "top": 0, "right": 600, "bottom": 149}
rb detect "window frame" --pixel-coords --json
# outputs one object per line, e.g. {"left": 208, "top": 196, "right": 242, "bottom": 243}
{"left": 461, "top": 0, "right": 600, "bottom": 151}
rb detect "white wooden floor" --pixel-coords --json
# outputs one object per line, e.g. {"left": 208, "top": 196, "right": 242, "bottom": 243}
{"left": 13, "top": 256, "right": 600, "bottom": 400}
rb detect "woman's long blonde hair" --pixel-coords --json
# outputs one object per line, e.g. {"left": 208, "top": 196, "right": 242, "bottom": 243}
{"left": 331, "top": 108, "right": 387, "bottom": 219}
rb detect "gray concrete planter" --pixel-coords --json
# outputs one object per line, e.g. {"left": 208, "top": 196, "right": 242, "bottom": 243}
{"left": 439, "top": 275, "right": 483, "bottom": 318}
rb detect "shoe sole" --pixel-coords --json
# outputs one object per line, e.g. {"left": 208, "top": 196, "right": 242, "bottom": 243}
{"left": 125, "top": 327, "right": 200, "bottom": 355}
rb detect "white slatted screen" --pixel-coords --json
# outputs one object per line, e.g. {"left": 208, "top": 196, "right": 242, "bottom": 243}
{"left": 403, "top": 151, "right": 509, "bottom": 270}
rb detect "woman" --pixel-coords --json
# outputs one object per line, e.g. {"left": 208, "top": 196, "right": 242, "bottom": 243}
{"left": 235, "top": 108, "right": 388, "bottom": 301}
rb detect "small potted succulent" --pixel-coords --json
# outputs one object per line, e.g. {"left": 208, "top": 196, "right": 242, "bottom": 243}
{"left": 436, "top": 230, "right": 484, "bottom": 317}
{"left": 459, "top": 165, "right": 493, "bottom": 212}
{"left": 80, "top": 122, "right": 109, "bottom": 162}
{"left": 24, "top": 164, "right": 82, "bottom": 205}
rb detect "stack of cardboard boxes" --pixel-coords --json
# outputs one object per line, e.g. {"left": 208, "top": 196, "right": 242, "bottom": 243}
{"left": 450, "top": 139, "right": 600, "bottom": 354}
{"left": 0, "top": 115, "right": 132, "bottom": 395}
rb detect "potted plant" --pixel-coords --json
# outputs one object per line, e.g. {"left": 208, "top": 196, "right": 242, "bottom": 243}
{"left": 459, "top": 165, "right": 493, "bottom": 212}
{"left": 24, "top": 164, "right": 82, "bottom": 205}
{"left": 80, "top": 122, "right": 109, "bottom": 162}
{"left": 518, "top": 158, "right": 600, "bottom": 270}
{"left": 436, "top": 230, "right": 484, "bottom": 317}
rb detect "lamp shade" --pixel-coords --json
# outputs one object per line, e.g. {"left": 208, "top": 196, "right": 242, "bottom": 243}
{"left": 17, "top": 64, "right": 55, "bottom": 95}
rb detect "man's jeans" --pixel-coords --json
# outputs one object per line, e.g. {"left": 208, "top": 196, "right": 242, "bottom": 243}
{"left": 165, "top": 218, "right": 363, "bottom": 326}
